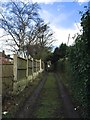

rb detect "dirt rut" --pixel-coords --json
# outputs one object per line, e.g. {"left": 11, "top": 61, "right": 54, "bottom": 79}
{"left": 15, "top": 74, "right": 47, "bottom": 118}
{"left": 55, "top": 73, "right": 79, "bottom": 118}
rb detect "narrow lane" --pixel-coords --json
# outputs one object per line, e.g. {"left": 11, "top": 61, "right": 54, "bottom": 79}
{"left": 32, "top": 72, "right": 65, "bottom": 118}
{"left": 15, "top": 72, "right": 80, "bottom": 118}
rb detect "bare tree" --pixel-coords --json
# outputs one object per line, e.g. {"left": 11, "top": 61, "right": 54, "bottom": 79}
{"left": 26, "top": 19, "right": 55, "bottom": 60}
{"left": 0, "top": 1, "right": 40, "bottom": 55}
{"left": 35, "top": 19, "right": 55, "bottom": 48}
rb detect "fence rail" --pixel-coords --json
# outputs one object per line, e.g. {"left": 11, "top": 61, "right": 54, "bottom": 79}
{"left": 2, "top": 54, "right": 44, "bottom": 97}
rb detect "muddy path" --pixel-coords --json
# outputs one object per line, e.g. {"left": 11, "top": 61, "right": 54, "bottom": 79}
{"left": 15, "top": 73, "right": 48, "bottom": 118}
{"left": 14, "top": 72, "right": 80, "bottom": 118}
{"left": 31, "top": 72, "right": 65, "bottom": 118}
{"left": 55, "top": 73, "right": 79, "bottom": 118}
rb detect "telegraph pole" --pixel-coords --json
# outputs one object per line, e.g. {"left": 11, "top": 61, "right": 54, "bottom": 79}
{"left": 67, "top": 34, "right": 70, "bottom": 46}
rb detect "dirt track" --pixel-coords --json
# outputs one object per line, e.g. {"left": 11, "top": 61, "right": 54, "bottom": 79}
{"left": 15, "top": 73, "right": 47, "bottom": 118}
{"left": 15, "top": 72, "right": 80, "bottom": 118}
{"left": 55, "top": 73, "right": 79, "bottom": 118}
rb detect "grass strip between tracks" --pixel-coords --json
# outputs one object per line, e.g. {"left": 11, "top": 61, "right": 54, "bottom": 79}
{"left": 33, "top": 72, "right": 64, "bottom": 118}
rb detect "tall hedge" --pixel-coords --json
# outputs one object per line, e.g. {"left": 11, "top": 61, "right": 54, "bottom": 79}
{"left": 68, "top": 8, "right": 90, "bottom": 118}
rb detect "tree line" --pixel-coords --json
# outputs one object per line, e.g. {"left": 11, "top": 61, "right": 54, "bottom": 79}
{"left": 0, "top": 1, "right": 55, "bottom": 60}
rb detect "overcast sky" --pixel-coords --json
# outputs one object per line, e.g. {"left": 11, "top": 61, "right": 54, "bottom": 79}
{"left": 0, "top": 0, "right": 89, "bottom": 54}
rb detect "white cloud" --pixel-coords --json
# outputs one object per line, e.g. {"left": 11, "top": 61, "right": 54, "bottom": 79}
{"left": 77, "top": 0, "right": 88, "bottom": 2}
{"left": 39, "top": 9, "right": 82, "bottom": 46}
{"left": 32, "top": 0, "right": 62, "bottom": 4}
{"left": 39, "top": 9, "right": 69, "bottom": 28}
{"left": 0, "top": 0, "right": 89, "bottom": 3}
{"left": 0, "top": 0, "right": 62, "bottom": 3}
{"left": 32, "top": 0, "right": 89, "bottom": 3}
{"left": 50, "top": 22, "right": 82, "bottom": 46}
{"left": 40, "top": 10, "right": 53, "bottom": 23}
{"left": 39, "top": 4, "right": 83, "bottom": 47}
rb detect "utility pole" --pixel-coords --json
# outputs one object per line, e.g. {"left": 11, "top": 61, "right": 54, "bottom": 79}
{"left": 67, "top": 34, "right": 70, "bottom": 46}
{"left": 88, "top": 1, "right": 90, "bottom": 11}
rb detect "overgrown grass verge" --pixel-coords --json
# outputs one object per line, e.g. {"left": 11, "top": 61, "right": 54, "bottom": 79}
{"left": 2, "top": 72, "right": 44, "bottom": 118}
{"left": 33, "top": 72, "right": 64, "bottom": 118}
{"left": 57, "top": 60, "right": 88, "bottom": 118}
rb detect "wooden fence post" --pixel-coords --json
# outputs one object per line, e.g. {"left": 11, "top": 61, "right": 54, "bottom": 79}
{"left": 0, "top": 53, "right": 2, "bottom": 94}
{"left": 32, "top": 58, "right": 34, "bottom": 76}
{"left": 40, "top": 59, "right": 42, "bottom": 72}
{"left": 13, "top": 54, "right": 17, "bottom": 81}
{"left": 13, "top": 54, "right": 18, "bottom": 94}
{"left": 0, "top": 53, "right": 2, "bottom": 120}
{"left": 36, "top": 60, "right": 37, "bottom": 74}
{"left": 42, "top": 61, "right": 44, "bottom": 70}
{"left": 26, "top": 58, "right": 29, "bottom": 78}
